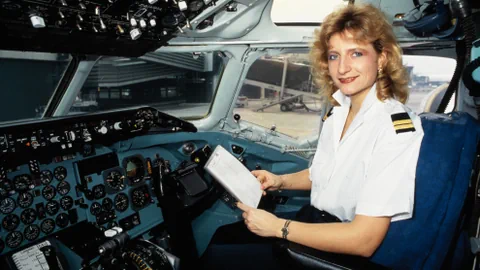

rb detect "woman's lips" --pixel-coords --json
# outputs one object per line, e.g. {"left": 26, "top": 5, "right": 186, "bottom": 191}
{"left": 339, "top": 76, "right": 358, "bottom": 84}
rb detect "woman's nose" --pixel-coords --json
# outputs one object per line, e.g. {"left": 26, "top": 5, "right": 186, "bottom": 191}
{"left": 338, "top": 57, "right": 351, "bottom": 74}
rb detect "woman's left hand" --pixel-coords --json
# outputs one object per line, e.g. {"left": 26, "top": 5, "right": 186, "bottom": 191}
{"left": 237, "top": 202, "right": 284, "bottom": 238}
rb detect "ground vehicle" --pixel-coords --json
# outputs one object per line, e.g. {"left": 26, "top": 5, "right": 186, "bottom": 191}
{"left": 0, "top": 0, "right": 479, "bottom": 269}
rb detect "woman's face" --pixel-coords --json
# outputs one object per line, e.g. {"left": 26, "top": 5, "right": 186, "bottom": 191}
{"left": 327, "top": 31, "right": 384, "bottom": 98}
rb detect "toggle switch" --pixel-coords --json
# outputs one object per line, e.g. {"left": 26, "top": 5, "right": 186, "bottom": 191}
{"left": 77, "top": 14, "right": 84, "bottom": 22}
{"left": 58, "top": 11, "right": 65, "bottom": 19}
{"left": 60, "top": 0, "right": 67, "bottom": 6}
{"left": 92, "top": 26, "right": 99, "bottom": 32}
{"left": 30, "top": 15, "right": 46, "bottom": 28}
{"left": 76, "top": 24, "right": 83, "bottom": 31}
{"left": 100, "top": 18, "right": 107, "bottom": 30}
{"left": 95, "top": 6, "right": 101, "bottom": 16}
{"left": 79, "top": 2, "right": 86, "bottom": 9}
{"left": 130, "top": 28, "right": 142, "bottom": 40}
{"left": 116, "top": 25, "right": 125, "bottom": 34}
{"left": 148, "top": 0, "right": 158, "bottom": 3}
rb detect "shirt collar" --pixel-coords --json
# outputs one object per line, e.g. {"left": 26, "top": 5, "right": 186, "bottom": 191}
{"left": 332, "top": 83, "right": 378, "bottom": 115}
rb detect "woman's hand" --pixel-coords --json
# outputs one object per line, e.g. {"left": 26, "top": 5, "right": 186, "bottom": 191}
{"left": 251, "top": 170, "right": 283, "bottom": 195}
{"left": 237, "top": 202, "right": 284, "bottom": 238}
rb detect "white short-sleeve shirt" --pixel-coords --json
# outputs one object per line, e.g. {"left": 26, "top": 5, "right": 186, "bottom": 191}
{"left": 309, "top": 85, "right": 424, "bottom": 222}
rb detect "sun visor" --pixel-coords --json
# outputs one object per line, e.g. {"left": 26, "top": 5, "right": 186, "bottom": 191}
{"left": 271, "top": 0, "right": 347, "bottom": 26}
{"left": 0, "top": 0, "right": 217, "bottom": 57}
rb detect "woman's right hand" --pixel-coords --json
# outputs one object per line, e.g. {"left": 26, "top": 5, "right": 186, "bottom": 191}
{"left": 251, "top": 170, "right": 284, "bottom": 195}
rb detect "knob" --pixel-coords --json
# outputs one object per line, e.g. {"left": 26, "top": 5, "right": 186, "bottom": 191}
{"left": 149, "top": 18, "right": 157, "bottom": 27}
{"left": 130, "top": 18, "right": 137, "bottom": 27}
{"left": 178, "top": 1, "right": 188, "bottom": 11}
{"left": 139, "top": 19, "right": 147, "bottom": 28}
{"left": 30, "top": 15, "right": 46, "bottom": 28}
{"left": 98, "top": 126, "right": 108, "bottom": 134}
{"left": 50, "top": 136, "right": 61, "bottom": 143}
{"left": 113, "top": 122, "right": 123, "bottom": 130}
{"left": 148, "top": 0, "right": 159, "bottom": 3}
{"left": 130, "top": 28, "right": 142, "bottom": 40}
{"left": 95, "top": 6, "right": 101, "bottom": 16}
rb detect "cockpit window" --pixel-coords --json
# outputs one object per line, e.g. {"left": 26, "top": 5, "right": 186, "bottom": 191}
{"left": 0, "top": 50, "right": 71, "bottom": 123}
{"left": 234, "top": 53, "right": 456, "bottom": 139}
{"left": 70, "top": 51, "right": 227, "bottom": 119}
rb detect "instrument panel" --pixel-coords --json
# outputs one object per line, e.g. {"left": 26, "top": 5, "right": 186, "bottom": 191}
{"left": 0, "top": 0, "right": 217, "bottom": 56}
{"left": 0, "top": 106, "right": 196, "bottom": 255}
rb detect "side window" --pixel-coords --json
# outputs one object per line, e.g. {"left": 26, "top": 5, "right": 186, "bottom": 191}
{"left": 403, "top": 55, "right": 456, "bottom": 113}
{"left": 233, "top": 54, "right": 456, "bottom": 140}
{"left": 233, "top": 54, "right": 323, "bottom": 139}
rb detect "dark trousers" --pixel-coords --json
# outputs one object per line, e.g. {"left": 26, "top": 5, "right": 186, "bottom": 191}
{"left": 200, "top": 205, "right": 340, "bottom": 270}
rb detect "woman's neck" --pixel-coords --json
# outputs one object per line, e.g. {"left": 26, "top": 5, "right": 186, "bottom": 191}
{"left": 348, "top": 85, "right": 373, "bottom": 114}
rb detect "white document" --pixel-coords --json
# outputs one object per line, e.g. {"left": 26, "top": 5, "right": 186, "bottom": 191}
{"left": 11, "top": 240, "right": 51, "bottom": 270}
{"left": 204, "top": 145, "right": 262, "bottom": 208}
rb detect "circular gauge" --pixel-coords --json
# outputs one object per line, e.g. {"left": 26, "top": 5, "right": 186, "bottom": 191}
{"left": 2, "top": 214, "right": 20, "bottom": 231}
{"left": 42, "top": 185, "right": 56, "bottom": 200}
{"left": 131, "top": 187, "right": 149, "bottom": 208}
{"left": 105, "top": 170, "right": 125, "bottom": 190}
{"left": 90, "top": 202, "right": 102, "bottom": 216}
{"left": 0, "top": 178, "right": 14, "bottom": 197}
{"left": 45, "top": 201, "right": 60, "bottom": 216}
{"left": 40, "top": 170, "right": 53, "bottom": 185}
{"left": 13, "top": 174, "right": 34, "bottom": 192}
{"left": 0, "top": 197, "right": 16, "bottom": 214}
{"left": 54, "top": 166, "right": 67, "bottom": 181}
{"left": 24, "top": 224, "right": 40, "bottom": 241}
{"left": 41, "top": 218, "right": 56, "bottom": 234}
{"left": 102, "top": 197, "right": 113, "bottom": 212}
{"left": 6, "top": 231, "right": 23, "bottom": 248}
{"left": 0, "top": 238, "right": 4, "bottom": 254}
{"left": 20, "top": 208, "right": 37, "bottom": 225}
{"left": 93, "top": 184, "right": 106, "bottom": 200}
{"left": 17, "top": 192, "right": 33, "bottom": 208}
{"left": 56, "top": 213, "right": 69, "bottom": 228}
{"left": 114, "top": 193, "right": 129, "bottom": 212}
{"left": 57, "top": 181, "right": 70, "bottom": 196}
{"left": 125, "top": 156, "right": 145, "bottom": 184}
{"left": 60, "top": 196, "right": 74, "bottom": 210}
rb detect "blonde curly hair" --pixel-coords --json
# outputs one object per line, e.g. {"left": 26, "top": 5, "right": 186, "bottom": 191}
{"left": 310, "top": 4, "right": 409, "bottom": 105}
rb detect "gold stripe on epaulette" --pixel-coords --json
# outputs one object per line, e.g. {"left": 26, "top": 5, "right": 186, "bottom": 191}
{"left": 393, "top": 119, "right": 413, "bottom": 126}
{"left": 322, "top": 114, "right": 329, "bottom": 121}
{"left": 394, "top": 123, "right": 415, "bottom": 130}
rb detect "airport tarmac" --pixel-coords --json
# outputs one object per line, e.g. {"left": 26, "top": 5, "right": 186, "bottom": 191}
{"left": 233, "top": 91, "right": 428, "bottom": 138}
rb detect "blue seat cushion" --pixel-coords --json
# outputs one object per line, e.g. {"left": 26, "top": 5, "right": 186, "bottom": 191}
{"left": 370, "top": 112, "right": 480, "bottom": 269}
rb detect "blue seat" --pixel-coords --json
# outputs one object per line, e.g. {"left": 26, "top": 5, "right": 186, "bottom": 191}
{"left": 372, "top": 112, "right": 480, "bottom": 269}
{"left": 279, "top": 112, "right": 480, "bottom": 269}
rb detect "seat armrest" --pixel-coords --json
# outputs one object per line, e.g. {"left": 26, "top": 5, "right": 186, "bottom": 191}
{"left": 273, "top": 240, "right": 390, "bottom": 270}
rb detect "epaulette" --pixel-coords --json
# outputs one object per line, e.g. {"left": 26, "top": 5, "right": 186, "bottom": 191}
{"left": 391, "top": 112, "right": 416, "bottom": 134}
{"left": 322, "top": 107, "right": 333, "bottom": 122}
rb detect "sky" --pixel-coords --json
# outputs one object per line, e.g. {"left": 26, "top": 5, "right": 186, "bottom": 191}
{"left": 403, "top": 55, "right": 456, "bottom": 82}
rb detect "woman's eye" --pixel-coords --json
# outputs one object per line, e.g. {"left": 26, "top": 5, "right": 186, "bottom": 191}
{"left": 352, "top": 51, "right": 363, "bottom": 57}
{"left": 328, "top": 54, "right": 338, "bottom": 61}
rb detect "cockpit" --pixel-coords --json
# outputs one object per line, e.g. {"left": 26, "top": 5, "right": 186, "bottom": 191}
{"left": 0, "top": 0, "right": 480, "bottom": 269}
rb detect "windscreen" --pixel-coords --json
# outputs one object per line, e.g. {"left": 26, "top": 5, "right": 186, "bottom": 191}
{"left": 0, "top": 50, "right": 71, "bottom": 123}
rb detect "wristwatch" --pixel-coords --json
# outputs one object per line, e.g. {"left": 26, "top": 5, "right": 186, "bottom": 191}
{"left": 282, "top": 220, "right": 292, "bottom": 239}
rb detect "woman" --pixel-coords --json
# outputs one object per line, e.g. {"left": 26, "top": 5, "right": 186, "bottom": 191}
{"left": 202, "top": 3, "right": 424, "bottom": 269}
